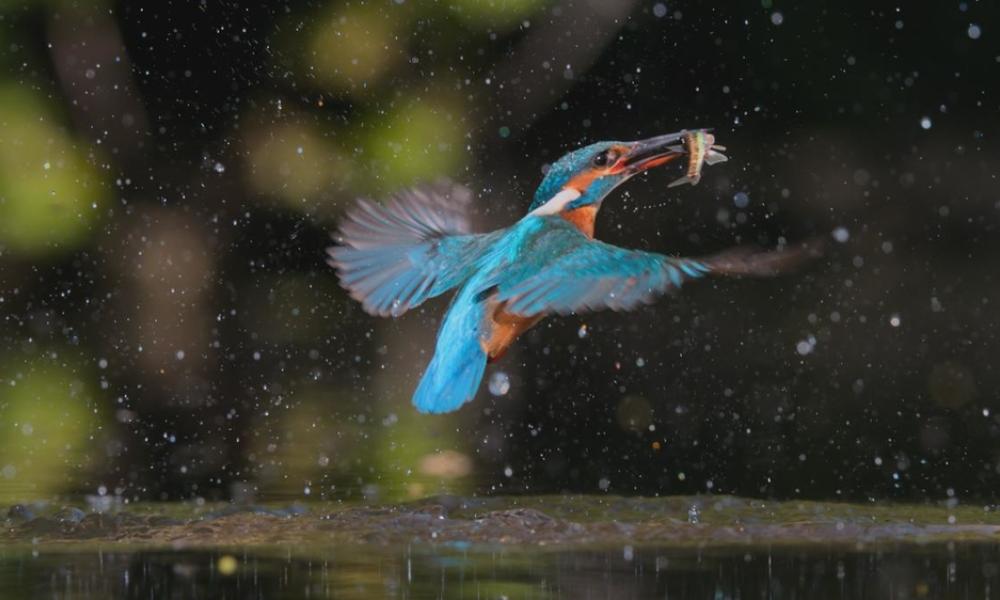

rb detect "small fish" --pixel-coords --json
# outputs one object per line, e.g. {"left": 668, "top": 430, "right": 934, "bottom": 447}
{"left": 667, "top": 130, "right": 728, "bottom": 188}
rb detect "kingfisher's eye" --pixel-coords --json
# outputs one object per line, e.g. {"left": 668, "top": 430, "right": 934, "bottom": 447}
{"left": 593, "top": 150, "right": 611, "bottom": 167}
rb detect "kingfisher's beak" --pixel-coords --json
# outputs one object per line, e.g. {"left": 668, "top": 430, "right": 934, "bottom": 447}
{"left": 621, "top": 132, "right": 686, "bottom": 174}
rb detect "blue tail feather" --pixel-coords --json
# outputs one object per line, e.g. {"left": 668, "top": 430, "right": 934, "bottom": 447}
{"left": 412, "top": 294, "right": 487, "bottom": 414}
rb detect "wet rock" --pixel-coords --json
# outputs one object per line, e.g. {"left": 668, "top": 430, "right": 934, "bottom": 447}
{"left": 383, "top": 507, "right": 448, "bottom": 532}
{"left": 7, "top": 504, "right": 35, "bottom": 522}
{"left": 6, "top": 495, "right": 1000, "bottom": 549}
{"left": 55, "top": 507, "right": 87, "bottom": 524}
{"left": 467, "top": 508, "right": 572, "bottom": 542}
{"left": 482, "top": 507, "right": 559, "bottom": 529}
{"left": 262, "top": 505, "right": 308, "bottom": 518}
{"left": 408, "top": 494, "right": 487, "bottom": 514}
{"left": 18, "top": 517, "right": 62, "bottom": 536}
{"left": 145, "top": 515, "right": 185, "bottom": 527}
{"left": 410, "top": 504, "right": 448, "bottom": 519}
{"left": 201, "top": 505, "right": 243, "bottom": 520}
{"left": 201, "top": 504, "right": 307, "bottom": 520}
{"left": 321, "top": 507, "right": 394, "bottom": 526}
{"left": 73, "top": 514, "right": 113, "bottom": 538}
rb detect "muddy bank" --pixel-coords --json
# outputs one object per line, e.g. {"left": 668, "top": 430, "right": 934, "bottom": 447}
{"left": 5, "top": 495, "right": 1000, "bottom": 550}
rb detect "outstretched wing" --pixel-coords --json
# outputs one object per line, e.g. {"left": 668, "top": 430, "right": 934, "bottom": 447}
{"left": 328, "top": 181, "right": 499, "bottom": 317}
{"left": 496, "top": 219, "right": 819, "bottom": 316}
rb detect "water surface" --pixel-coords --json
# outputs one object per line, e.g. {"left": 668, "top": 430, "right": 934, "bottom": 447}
{"left": 4, "top": 495, "right": 999, "bottom": 598}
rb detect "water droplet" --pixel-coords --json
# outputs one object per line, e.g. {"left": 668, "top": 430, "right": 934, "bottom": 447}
{"left": 598, "top": 477, "right": 611, "bottom": 491}
{"left": 687, "top": 505, "right": 700, "bottom": 524}
{"left": 488, "top": 371, "right": 510, "bottom": 396}
{"left": 770, "top": 11, "right": 783, "bottom": 25}
{"left": 652, "top": 3, "right": 667, "bottom": 18}
{"left": 577, "top": 324, "right": 588, "bottom": 339}
{"left": 175, "top": 350, "right": 185, "bottom": 360}
{"left": 920, "top": 116, "right": 932, "bottom": 130}
{"left": 968, "top": 24, "right": 981, "bottom": 40}
{"left": 733, "top": 191, "right": 749, "bottom": 208}
{"left": 213, "top": 162, "right": 226, "bottom": 173}
{"left": 503, "top": 466, "right": 513, "bottom": 477}
{"left": 832, "top": 227, "right": 850, "bottom": 243}
{"left": 889, "top": 314, "right": 901, "bottom": 327}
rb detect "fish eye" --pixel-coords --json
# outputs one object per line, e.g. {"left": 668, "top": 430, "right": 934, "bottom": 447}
{"left": 592, "top": 150, "right": 611, "bottom": 167}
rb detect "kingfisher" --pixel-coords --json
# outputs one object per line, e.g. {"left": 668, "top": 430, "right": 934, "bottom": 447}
{"left": 328, "top": 130, "right": 815, "bottom": 414}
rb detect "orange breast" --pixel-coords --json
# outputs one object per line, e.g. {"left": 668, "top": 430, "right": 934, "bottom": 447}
{"left": 560, "top": 205, "right": 598, "bottom": 238}
{"left": 481, "top": 304, "right": 543, "bottom": 363}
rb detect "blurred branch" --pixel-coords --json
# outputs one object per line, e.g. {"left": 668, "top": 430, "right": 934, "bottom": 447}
{"left": 47, "top": 5, "right": 149, "bottom": 157}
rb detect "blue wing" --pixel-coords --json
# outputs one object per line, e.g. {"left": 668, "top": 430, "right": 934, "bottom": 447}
{"left": 495, "top": 218, "right": 818, "bottom": 316}
{"left": 328, "top": 182, "right": 500, "bottom": 317}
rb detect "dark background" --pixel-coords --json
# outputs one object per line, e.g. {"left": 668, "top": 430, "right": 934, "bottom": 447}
{"left": 0, "top": 0, "right": 997, "bottom": 504}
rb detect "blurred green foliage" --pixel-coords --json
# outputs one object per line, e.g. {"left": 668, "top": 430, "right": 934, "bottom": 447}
{"left": 0, "top": 355, "right": 101, "bottom": 504}
{"left": 0, "top": 86, "right": 105, "bottom": 256}
{"left": 372, "top": 406, "right": 473, "bottom": 500}
{"left": 251, "top": 386, "right": 366, "bottom": 499}
{"left": 445, "top": 0, "right": 547, "bottom": 27}
{"left": 251, "top": 386, "right": 471, "bottom": 501}
{"left": 306, "top": 4, "right": 405, "bottom": 96}
{"left": 362, "top": 95, "right": 466, "bottom": 191}
{"left": 244, "top": 121, "right": 354, "bottom": 214}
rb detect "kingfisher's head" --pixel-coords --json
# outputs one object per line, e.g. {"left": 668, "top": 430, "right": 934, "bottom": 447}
{"left": 528, "top": 132, "right": 686, "bottom": 216}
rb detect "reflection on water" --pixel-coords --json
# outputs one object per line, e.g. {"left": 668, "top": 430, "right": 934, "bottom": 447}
{"left": 2, "top": 543, "right": 997, "bottom": 599}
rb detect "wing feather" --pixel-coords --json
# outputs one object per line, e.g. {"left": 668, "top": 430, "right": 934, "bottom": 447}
{"left": 493, "top": 219, "right": 814, "bottom": 317}
{"left": 328, "top": 181, "right": 500, "bottom": 317}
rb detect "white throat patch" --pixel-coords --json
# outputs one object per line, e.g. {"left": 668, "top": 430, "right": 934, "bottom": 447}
{"left": 529, "top": 187, "right": 581, "bottom": 216}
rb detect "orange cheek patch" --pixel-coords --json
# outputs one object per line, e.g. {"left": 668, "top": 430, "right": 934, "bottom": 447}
{"left": 565, "top": 169, "right": 601, "bottom": 194}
